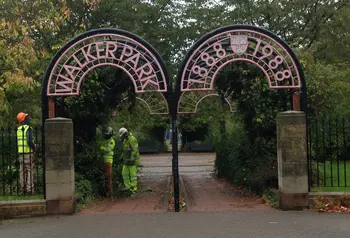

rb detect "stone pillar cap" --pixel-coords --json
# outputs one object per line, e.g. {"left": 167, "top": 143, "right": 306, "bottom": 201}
{"left": 45, "top": 117, "right": 72, "bottom": 122}
{"left": 277, "top": 111, "right": 305, "bottom": 116}
{"left": 278, "top": 110, "right": 305, "bottom": 114}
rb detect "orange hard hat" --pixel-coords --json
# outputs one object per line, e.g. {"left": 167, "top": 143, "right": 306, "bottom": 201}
{"left": 17, "top": 112, "right": 28, "bottom": 123}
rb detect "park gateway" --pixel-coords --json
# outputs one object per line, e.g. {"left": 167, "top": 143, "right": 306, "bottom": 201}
{"left": 42, "top": 25, "right": 307, "bottom": 213}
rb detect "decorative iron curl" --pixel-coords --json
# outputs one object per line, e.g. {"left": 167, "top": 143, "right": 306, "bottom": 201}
{"left": 135, "top": 91, "right": 169, "bottom": 115}
{"left": 177, "top": 90, "right": 234, "bottom": 114}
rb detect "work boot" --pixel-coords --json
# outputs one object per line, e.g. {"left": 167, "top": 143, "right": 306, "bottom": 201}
{"left": 119, "top": 184, "right": 129, "bottom": 192}
{"left": 130, "top": 187, "right": 137, "bottom": 197}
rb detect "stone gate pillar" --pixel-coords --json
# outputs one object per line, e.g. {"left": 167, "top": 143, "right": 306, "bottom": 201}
{"left": 45, "top": 118, "right": 75, "bottom": 214}
{"left": 276, "top": 111, "right": 308, "bottom": 210}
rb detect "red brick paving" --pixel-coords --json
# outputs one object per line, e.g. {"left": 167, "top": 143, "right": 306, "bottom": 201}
{"left": 77, "top": 175, "right": 169, "bottom": 215}
{"left": 78, "top": 153, "right": 271, "bottom": 215}
{"left": 181, "top": 173, "right": 271, "bottom": 212}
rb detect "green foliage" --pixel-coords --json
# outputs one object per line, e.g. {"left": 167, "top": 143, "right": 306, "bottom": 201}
{"left": 300, "top": 51, "right": 350, "bottom": 117}
{"left": 110, "top": 101, "right": 169, "bottom": 153}
{"left": 179, "top": 95, "right": 232, "bottom": 150}
{"left": 75, "top": 175, "right": 93, "bottom": 200}
{"left": 111, "top": 103, "right": 168, "bottom": 141}
{"left": 0, "top": 0, "right": 67, "bottom": 125}
{"left": 213, "top": 63, "right": 285, "bottom": 194}
{"left": 74, "top": 141, "right": 104, "bottom": 196}
{"left": 262, "top": 189, "right": 280, "bottom": 208}
{"left": 215, "top": 121, "right": 278, "bottom": 194}
{"left": 74, "top": 138, "right": 124, "bottom": 199}
{"left": 63, "top": 66, "right": 134, "bottom": 142}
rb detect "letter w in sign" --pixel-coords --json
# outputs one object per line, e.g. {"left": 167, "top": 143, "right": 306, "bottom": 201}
{"left": 56, "top": 74, "right": 74, "bottom": 93}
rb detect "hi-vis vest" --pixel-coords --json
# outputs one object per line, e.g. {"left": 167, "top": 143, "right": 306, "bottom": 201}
{"left": 101, "top": 138, "right": 115, "bottom": 164}
{"left": 122, "top": 133, "right": 140, "bottom": 165}
{"left": 17, "top": 125, "right": 33, "bottom": 153}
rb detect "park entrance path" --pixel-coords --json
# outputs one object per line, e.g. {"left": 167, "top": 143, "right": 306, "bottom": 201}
{"left": 77, "top": 154, "right": 173, "bottom": 215}
{"left": 78, "top": 152, "right": 269, "bottom": 214}
{"left": 177, "top": 153, "right": 270, "bottom": 212}
{"left": 77, "top": 174, "right": 169, "bottom": 215}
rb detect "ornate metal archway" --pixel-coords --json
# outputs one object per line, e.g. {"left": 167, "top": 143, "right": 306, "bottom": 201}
{"left": 170, "top": 24, "right": 307, "bottom": 211}
{"left": 41, "top": 28, "right": 171, "bottom": 198}
{"left": 42, "top": 28, "right": 171, "bottom": 119}
{"left": 176, "top": 24, "right": 306, "bottom": 113}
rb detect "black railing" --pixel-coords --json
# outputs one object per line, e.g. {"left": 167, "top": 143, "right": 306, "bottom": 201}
{"left": 307, "top": 117, "right": 350, "bottom": 191}
{"left": 0, "top": 126, "right": 44, "bottom": 198}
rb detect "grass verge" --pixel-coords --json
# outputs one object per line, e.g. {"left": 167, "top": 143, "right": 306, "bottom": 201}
{"left": 311, "top": 160, "right": 350, "bottom": 192}
{"left": 0, "top": 195, "right": 44, "bottom": 201}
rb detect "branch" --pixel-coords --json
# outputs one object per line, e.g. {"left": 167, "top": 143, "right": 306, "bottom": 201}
{"left": 294, "top": 0, "right": 348, "bottom": 48}
{"left": 102, "top": 1, "right": 117, "bottom": 26}
{"left": 306, "top": 1, "right": 348, "bottom": 48}
{"left": 0, "top": 34, "right": 22, "bottom": 44}
{"left": 148, "top": 0, "right": 172, "bottom": 26}
{"left": 246, "top": 0, "right": 256, "bottom": 25}
{"left": 292, "top": 0, "right": 320, "bottom": 47}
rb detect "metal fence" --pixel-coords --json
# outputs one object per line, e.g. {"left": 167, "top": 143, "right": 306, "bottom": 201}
{"left": 0, "top": 126, "right": 44, "bottom": 198}
{"left": 307, "top": 117, "right": 350, "bottom": 192}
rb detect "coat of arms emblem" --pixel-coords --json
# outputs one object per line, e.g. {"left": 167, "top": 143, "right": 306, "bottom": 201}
{"left": 231, "top": 35, "right": 248, "bottom": 55}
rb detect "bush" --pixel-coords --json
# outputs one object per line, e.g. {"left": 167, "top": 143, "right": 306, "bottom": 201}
{"left": 75, "top": 174, "right": 93, "bottom": 200}
{"left": 215, "top": 124, "right": 278, "bottom": 194}
{"left": 74, "top": 138, "right": 123, "bottom": 198}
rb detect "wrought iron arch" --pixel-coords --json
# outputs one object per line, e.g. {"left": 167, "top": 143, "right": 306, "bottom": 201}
{"left": 41, "top": 28, "right": 172, "bottom": 200}
{"left": 170, "top": 24, "right": 308, "bottom": 212}
{"left": 42, "top": 28, "right": 171, "bottom": 122}
{"left": 175, "top": 24, "right": 307, "bottom": 113}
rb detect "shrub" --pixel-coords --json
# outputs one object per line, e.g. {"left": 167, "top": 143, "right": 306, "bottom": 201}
{"left": 75, "top": 174, "right": 93, "bottom": 200}
{"left": 215, "top": 123, "right": 278, "bottom": 194}
{"left": 74, "top": 137, "right": 123, "bottom": 197}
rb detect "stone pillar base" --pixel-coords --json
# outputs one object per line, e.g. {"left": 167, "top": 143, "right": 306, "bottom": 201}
{"left": 279, "top": 193, "right": 308, "bottom": 210}
{"left": 46, "top": 199, "right": 76, "bottom": 215}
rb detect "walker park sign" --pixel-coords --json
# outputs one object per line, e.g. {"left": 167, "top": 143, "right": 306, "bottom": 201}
{"left": 46, "top": 37, "right": 167, "bottom": 95}
{"left": 42, "top": 28, "right": 170, "bottom": 118}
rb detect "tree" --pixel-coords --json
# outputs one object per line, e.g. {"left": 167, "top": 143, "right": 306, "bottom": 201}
{"left": 0, "top": 0, "right": 69, "bottom": 126}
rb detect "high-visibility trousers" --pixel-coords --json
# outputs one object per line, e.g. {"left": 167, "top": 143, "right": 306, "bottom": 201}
{"left": 122, "top": 165, "right": 137, "bottom": 191}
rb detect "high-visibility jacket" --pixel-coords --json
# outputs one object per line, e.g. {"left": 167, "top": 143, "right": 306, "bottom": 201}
{"left": 122, "top": 133, "right": 139, "bottom": 165}
{"left": 100, "top": 137, "right": 115, "bottom": 163}
{"left": 17, "top": 125, "right": 33, "bottom": 154}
